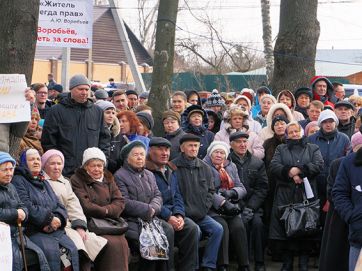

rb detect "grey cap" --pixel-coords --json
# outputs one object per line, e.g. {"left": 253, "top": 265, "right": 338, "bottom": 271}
{"left": 69, "top": 74, "right": 91, "bottom": 90}
{"left": 94, "top": 89, "right": 108, "bottom": 100}
{"left": 95, "top": 100, "right": 116, "bottom": 111}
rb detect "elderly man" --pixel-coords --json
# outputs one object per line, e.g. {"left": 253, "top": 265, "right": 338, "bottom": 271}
{"left": 334, "top": 100, "right": 356, "bottom": 139}
{"left": 146, "top": 137, "right": 199, "bottom": 271}
{"left": 126, "top": 90, "right": 139, "bottom": 110}
{"left": 170, "top": 134, "right": 223, "bottom": 271}
{"left": 41, "top": 74, "right": 110, "bottom": 177}
{"left": 311, "top": 76, "right": 336, "bottom": 107}
{"left": 229, "top": 131, "right": 268, "bottom": 271}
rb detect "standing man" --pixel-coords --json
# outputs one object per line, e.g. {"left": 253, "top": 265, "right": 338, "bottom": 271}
{"left": 112, "top": 90, "right": 128, "bottom": 111}
{"left": 47, "top": 73, "right": 57, "bottom": 90}
{"left": 334, "top": 100, "right": 355, "bottom": 139}
{"left": 311, "top": 76, "right": 336, "bottom": 107}
{"left": 41, "top": 74, "right": 110, "bottom": 177}
{"left": 146, "top": 137, "right": 200, "bottom": 271}
{"left": 299, "top": 100, "right": 324, "bottom": 130}
{"left": 333, "top": 82, "right": 346, "bottom": 101}
{"left": 229, "top": 131, "right": 268, "bottom": 271}
{"left": 170, "top": 134, "right": 223, "bottom": 271}
{"left": 126, "top": 90, "right": 139, "bottom": 110}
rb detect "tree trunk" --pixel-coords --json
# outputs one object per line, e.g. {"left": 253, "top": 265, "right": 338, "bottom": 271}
{"left": 0, "top": 0, "right": 40, "bottom": 85}
{"left": 148, "top": 0, "right": 179, "bottom": 136}
{"left": 260, "top": 0, "right": 274, "bottom": 84}
{"left": 270, "top": 0, "right": 320, "bottom": 95}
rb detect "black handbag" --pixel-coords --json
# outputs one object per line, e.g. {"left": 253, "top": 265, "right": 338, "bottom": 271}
{"left": 278, "top": 186, "right": 320, "bottom": 238}
{"left": 88, "top": 217, "right": 128, "bottom": 235}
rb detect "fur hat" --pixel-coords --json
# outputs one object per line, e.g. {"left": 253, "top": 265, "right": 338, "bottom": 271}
{"left": 260, "top": 94, "right": 277, "bottom": 104}
{"left": 69, "top": 74, "right": 91, "bottom": 90}
{"left": 162, "top": 110, "right": 181, "bottom": 123}
{"left": 207, "top": 141, "right": 230, "bottom": 157}
{"left": 233, "top": 95, "right": 251, "bottom": 109}
{"left": 82, "top": 147, "right": 107, "bottom": 166}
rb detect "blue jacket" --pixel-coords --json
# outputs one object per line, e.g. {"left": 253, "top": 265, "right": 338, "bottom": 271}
{"left": 333, "top": 151, "right": 362, "bottom": 248}
{"left": 146, "top": 159, "right": 185, "bottom": 220}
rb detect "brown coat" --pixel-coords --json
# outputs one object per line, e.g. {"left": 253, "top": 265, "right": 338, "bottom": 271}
{"left": 70, "top": 168, "right": 129, "bottom": 271}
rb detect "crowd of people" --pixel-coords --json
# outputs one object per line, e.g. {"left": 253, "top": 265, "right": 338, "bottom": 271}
{"left": 1, "top": 73, "right": 362, "bottom": 271}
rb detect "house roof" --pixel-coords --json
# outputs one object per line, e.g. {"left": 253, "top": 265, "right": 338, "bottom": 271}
{"left": 234, "top": 49, "right": 362, "bottom": 77}
{"left": 35, "top": 6, "right": 153, "bottom": 66}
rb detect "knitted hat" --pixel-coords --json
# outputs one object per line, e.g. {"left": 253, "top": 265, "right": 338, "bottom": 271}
{"left": 294, "top": 87, "right": 312, "bottom": 100}
{"left": 162, "top": 110, "right": 181, "bottom": 123}
{"left": 260, "top": 94, "right": 277, "bottom": 104}
{"left": 351, "top": 132, "right": 362, "bottom": 151}
{"left": 229, "top": 131, "right": 249, "bottom": 142}
{"left": 256, "top": 86, "right": 271, "bottom": 95}
{"left": 205, "top": 89, "right": 225, "bottom": 108}
{"left": 50, "top": 84, "right": 63, "bottom": 93}
{"left": 41, "top": 149, "right": 64, "bottom": 169}
{"left": 126, "top": 90, "right": 138, "bottom": 97}
{"left": 179, "top": 133, "right": 200, "bottom": 145}
{"left": 207, "top": 141, "right": 230, "bottom": 157}
{"left": 94, "top": 89, "right": 108, "bottom": 100}
{"left": 317, "top": 109, "right": 339, "bottom": 126}
{"left": 149, "top": 137, "right": 172, "bottom": 148}
{"left": 271, "top": 115, "right": 289, "bottom": 132}
{"left": 95, "top": 100, "right": 116, "bottom": 111}
{"left": 82, "top": 147, "right": 107, "bottom": 166}
{"left": 136, "top": 112, "right": 154, "bottom": 130}
{"left": 335, "top": 100, "right": 355, "bottom": 111}
{"left": 233, "top": 95, "right": 251, "bottom": 109}
{"left": 304, "top": 121, "right": 319, "bottom": 136}
{"left": 0, "top": 152, "right": 16, "bottom": 166}
{"left": 120, "top": 141, "right": 146, "bottom": 163}
{"left": 69, "top": 74, "right": 91, "bottom": 90}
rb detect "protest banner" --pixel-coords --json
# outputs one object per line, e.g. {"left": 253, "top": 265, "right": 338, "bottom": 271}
{"left": 37, "top": 0, "right": 93, "bottom": 48}
{"left": 0, "top": 223, "right": 12, "bottom": 271}
{"left": 0, "top": 74, "right": 30, "bottom": 124}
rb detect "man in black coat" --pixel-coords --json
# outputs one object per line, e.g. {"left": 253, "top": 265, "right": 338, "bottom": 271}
{"left": 229, "top": 131, "right": 268, "bottom": 271}
{"left": 41, "top": 74, "right": 110, "bottom": 177}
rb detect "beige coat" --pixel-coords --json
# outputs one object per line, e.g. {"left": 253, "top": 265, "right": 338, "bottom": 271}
{"left": 46, "top": 175, "right": 107, "bottom": 261}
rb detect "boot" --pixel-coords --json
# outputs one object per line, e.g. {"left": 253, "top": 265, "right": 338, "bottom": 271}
{"left": 298, "top": 255, "right": 309, "bottom": 271}
{"left": 280, "top": 253, "right": 294, "bottom": 271}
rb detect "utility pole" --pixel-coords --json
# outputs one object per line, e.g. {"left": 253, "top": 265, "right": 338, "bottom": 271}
{"left": 147, "top": 0, "right": 179, "bottom": 136}
{"left": 108, "top": 0, "right": 146, "bottom": 93}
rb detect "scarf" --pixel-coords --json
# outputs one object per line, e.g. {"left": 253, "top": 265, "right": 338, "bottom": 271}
{"left": 215, "top": 163, "right": 234, "bottom": 190}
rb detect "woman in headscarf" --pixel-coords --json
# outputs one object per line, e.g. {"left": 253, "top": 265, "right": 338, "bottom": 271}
{"left": 12, "top": 148, "right": 79, "bottom": 271}
{"left": 0, "top": 151, "right": 50, "bottom": 271}
{"left": 269, "top": 122, "right": 324, "bottom": 271}
{"left": 42, "top": 149, "right": 108, "bottom": 271}
{"left": 70, "top": 147, "right": 129, "bottom": 271}
{"left": 203, "top": 141, "right": 249, "bottom": 271}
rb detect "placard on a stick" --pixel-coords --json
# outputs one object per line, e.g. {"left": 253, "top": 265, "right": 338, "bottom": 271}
{"left": 0, "top": 223, "right": 12, "bottom": 271}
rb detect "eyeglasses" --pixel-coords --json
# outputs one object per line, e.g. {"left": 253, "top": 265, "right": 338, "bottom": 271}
{"left": 0, "top": 166, "right": 15, "bottom": 172}
{"left": 36, "top": 92, "right": 48, "bottom": 96}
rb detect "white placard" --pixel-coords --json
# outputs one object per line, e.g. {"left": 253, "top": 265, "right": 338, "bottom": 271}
{"left": 0, "top": 223, "right": 12, "bottom": 271}
{"left": 303, "top": 177, "right": 315, "bottom": 199}
{"left": 37, "top": 0, "right": 93, "bottom": 48}
{"left": 0, "top": 74, "right": 30, "bottom": 124}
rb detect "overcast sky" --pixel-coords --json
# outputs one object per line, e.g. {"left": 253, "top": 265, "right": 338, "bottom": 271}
{"left": 119, "top": 0, "right": 362, "bottom": 53}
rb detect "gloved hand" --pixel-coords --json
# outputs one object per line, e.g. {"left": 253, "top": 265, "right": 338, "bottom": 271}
{"left": 242, "top": 207, "right": 254, "bottom": 223}
{"left": 219, "top": 200, "right": 242, "bottom": 216}
{"left": 220, "top": 189, "right": 238, "bottom": 200}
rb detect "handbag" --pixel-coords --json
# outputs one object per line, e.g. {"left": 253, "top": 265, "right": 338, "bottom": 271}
{"left": 138, "top": 217, "right": 169, "bottom": 260}
{"left": 278, "top": 186, "right": 320, "bottom": 238}
{"left": 88, "top": 217, "right": 128, "bottom": 235}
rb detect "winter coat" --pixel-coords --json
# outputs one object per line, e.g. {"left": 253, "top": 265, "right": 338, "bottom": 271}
{"left": 268, "top": 137, "right": 324, "bottom": 240}
{"left": 229, "top": 151, "right": 268, "bottom": 212}
{"left": 12, "top": 167, "right": 79, "bottom": 271}
{"left": 295, "top": 105, "right": 308, "bottom": 119}
{"left": 41, "top": 93, "right": 110, "bottom": 177}
{"left": 0, "top": 183, "right": 50, "bottom": 271}
{"left": 337, "top": 117, "right": 356, "bottom": 139}
{"left": 164, "top": 127, "right": 186, "bottom": 160}
{"left": 254, "top": 112, "right": 267, "bottom": 128}
{"left": 114, "top": 162, "right": 162, "bottom": 225}
{"left": 146, "top": 159, "right": 185, "bottom": 221}
{"left": 247, "top": 115, "right": 262, "bottom": 133}
{"left": 170, "top": 153, "right": 215, "bottom": 222}
{"left": 259, "top": 103, "right": 294, "bottom": 141}
{"left": 203, "top": 155, "right": 247, "bottom": 215}
{"left": 215, "top": 127, "right": 265, "bottom": 160}
{"left": 70, "top": 168, "right": 129, "bottom": 271}
{"left": 299, "top": 118, "right": 312, "bottom": 130}
{"left": 311, "top": 76, "right": 337, "bottom": 106}
{"left": 320, "top": 158, "right": 349, "bottom": 271}
{"left": 46, "top": 174, "right": 107, "bottom": 261}
{"left": 333, "top": 150, "right": 362, "bottom": 249}
{"left": 107, "top": 116, "right": 125, "bottom": 173}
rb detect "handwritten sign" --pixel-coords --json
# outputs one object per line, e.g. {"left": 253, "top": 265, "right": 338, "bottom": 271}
{"left": 0, "top": 223, "right": 12, "bottom": 271}
{"left": 37, "top": 0, "right": 93, "bottom": 48}
{"left": 0, "top": 74, "right": 30, "bottom": 123}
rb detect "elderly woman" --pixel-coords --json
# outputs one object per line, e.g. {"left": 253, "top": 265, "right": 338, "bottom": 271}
{"left": 0, "top": 151, "right": 50, "bottom": 271}
{"left": 203, "top": 141, "right": 249, "bottom": 271}
{"left": 215, "top": 105, "right": 265, "bottom": 159}
{"left": 114, "top": 141, "right": 172, "bottom": 271}
{"left": 70, "top": 147, "right": 129, "bottom": 271}
{"left": 12, "top": 148, "right": 79, "bottom": 271}
{"left": 269, "top": 122, "right": 324, "bottom": 271}
{"left": 42, "top": 149, "right": 108, "bottom": 271}
{"left": 19, "top": 109, "right": 43, "bottom": 157}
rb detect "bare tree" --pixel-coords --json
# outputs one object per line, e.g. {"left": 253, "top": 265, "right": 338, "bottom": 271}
{"left": 260, "top": 0, "right": 274, "bottom": 84}
{"left": 271, "top": 0, "right": 320, "bottom": 94}
{"left": 137, "top": 0, "right": 159, "bottom": 54}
